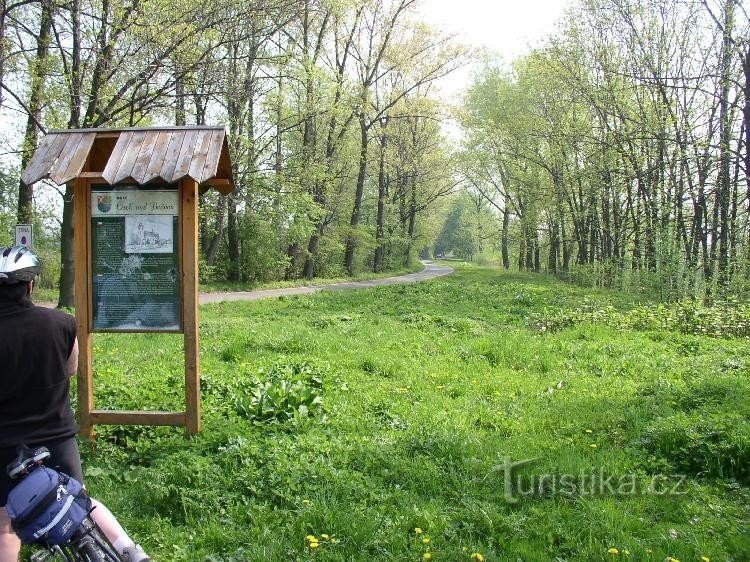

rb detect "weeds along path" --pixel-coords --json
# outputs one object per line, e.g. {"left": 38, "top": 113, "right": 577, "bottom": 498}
{"left": 198, "top": 260, "right": 453, "bottom": 304}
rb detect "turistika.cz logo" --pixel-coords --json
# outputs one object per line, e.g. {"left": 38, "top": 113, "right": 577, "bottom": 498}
{"left": 492, "top": 457, "right": 687, "bottom": 504}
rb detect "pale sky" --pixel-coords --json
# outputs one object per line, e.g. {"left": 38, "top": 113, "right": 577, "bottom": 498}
{"left": 418, "top": 0, "right": 571, "bottom": 101}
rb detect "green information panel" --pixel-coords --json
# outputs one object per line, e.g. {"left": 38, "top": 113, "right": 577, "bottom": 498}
{"left": 91, "top": 185, "right": 181, "bottom": 331}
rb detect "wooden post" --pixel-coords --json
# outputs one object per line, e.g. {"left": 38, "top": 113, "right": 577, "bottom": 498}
{"left": 74, "top": 178, "right": 94, "bottom": 439}
{"left": 181, "top": 178, "right": 201, "bottom": 434}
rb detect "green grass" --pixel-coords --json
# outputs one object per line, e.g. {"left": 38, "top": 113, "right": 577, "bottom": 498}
{"left": 77, "top": 263, "right": 750, "bottom": 561}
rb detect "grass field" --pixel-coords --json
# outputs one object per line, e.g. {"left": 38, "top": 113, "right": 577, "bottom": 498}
{"left": 73, "top": 263, "right": 749, "bottom": 561}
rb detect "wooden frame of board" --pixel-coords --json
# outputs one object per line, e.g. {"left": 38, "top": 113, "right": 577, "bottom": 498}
{"left": 21, "top": 127, "right": 234, "bottom": 437}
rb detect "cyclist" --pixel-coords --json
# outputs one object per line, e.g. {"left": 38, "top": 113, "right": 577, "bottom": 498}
{"left": 0, "top": 246, "right": 151, "bottom": 562}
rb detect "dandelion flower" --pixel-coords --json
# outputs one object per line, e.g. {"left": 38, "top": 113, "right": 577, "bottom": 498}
{"left": 701, "top": 557, "right": 710, "bottom": 562}
{"left": 423, "top": 554, "right": 433, "bottom": 561}
{"left": 607, "top": 547, "right": 619, "bottom": 555}
{"left": 470, "top": 553, "right": 485, "bottom": 562}
{"left": 415, "top": 528, "right": 423, "bottom": 535}
{"left": 321, "top": 534, "right": 329, "bottom": 540}
{"left": 590, "top": 443, "right": 598, "bottom": 448}
{"left": 305, "top": 535, "right": 317, "bottom": 543}
{"left": 309, "top": 541, "right": 319, "bottom": 550}
{"left": 423, "top": 537, "right": 430, "bottom": 544}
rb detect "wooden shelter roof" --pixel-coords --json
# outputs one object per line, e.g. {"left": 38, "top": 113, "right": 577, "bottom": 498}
{"left": 21, "top": 126, "right": 234, "bottom": 194}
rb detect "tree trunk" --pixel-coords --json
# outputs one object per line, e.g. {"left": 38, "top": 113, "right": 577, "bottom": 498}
{"left": 17, "top": 0, "right": 54, "bottom": 224}
{"left": 175, "top": 72, "right": 186, "bottom": 126}
{"left": 303, "top": 223, "right": 324, "bottom": 279}
{"left": 405, "top": 174, "right": 417, "bottom": 266}
{"left": 715, "top": 0, "right": 735, "bottom": 290}
{"left": 548, "top": 220, "right": 558, "bottom": 274}
{"left": 373, "top": 121, "right": 388, "bottom": 272}
{"left": 227, "top": 193, "right": 240, "bottom": 282}
{"left": 743, "top": 44, "right": 750, "bottom": 252}
{"left": 0, "top": 0, "right": 7, "bottom": 108}
{"left": 344, "top": 113, "right": 368, "bottom": 275}
{"left": 501, "top": 208, "right": 510, "bottom": 269}
{"left": 57, "top": 184, "right": 75, "bottom": 308}
{"left": 57, "top": 0, "right": 81, "bottom": 309}
{"left": 205, "top": 196, "right": 226, "bottom": 266}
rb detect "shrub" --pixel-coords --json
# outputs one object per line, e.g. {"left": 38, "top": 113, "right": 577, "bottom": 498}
{"left": 528, "top": 300, "right": 750, "bottom": 338}
{"left": 233, "top": 361, "right": 326, "bottom": 425}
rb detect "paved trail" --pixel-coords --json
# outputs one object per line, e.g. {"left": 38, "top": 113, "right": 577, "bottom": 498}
{"left": 39, "top": 262, "right": 453, "bottom": 308}
{"left": 199, "top": 261, "right": 453, "bottom": 304}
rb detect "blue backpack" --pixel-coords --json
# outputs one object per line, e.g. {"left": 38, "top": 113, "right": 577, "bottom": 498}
{"left": 6, "top": 466, "right": 91, "bottom": 545}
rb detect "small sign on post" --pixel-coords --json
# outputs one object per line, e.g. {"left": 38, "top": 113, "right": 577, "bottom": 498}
{"left": 15, "top": 224, "right": 33, "bottom": 247}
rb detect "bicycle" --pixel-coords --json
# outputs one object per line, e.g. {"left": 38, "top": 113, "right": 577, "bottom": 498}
{"left": 5, "top": 445, "right": 122, "bottom": 562}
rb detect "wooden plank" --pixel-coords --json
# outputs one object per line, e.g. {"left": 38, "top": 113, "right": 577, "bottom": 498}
{"left": 21, "top": 133, "right": 57, "bottom": 184}
{"left": 182, "top": 179, "right": 201, "bottom": 434}
{"left": 203, "top": 178, "right": 233, "bottom": 195}
{"left": 130, "top": 130, "right": 161, "bottom": 184}
{"left": 112, "top": 130, "right": 147, "bottom": 184}
{"left": 53, "top": 133, "right": 97, "bottom": 184}
{"left": 187, "top": 129, "right": 213, "bottom": 183}
{"left": 48, "top": 132, "right": 84, "bottom": 184}
{"left": 169, "top": 130, "right": 199, "bottom": 183}
{"left": 90, "top": 410, "right": 186, "bottom": 427}
{"left": 21, "top": 133, "right": 68, "bottom": 185}
{"left": 217, "top": 137, "right": 234, "bottom": 180}
{"left": 158, "top": 130, "right": 186, "bottom": 184}
{"left": 142, "top": 130, "right": 173, "bottom": 183}
{"left": 102, "top": 131, "right": 133, "bottom": 184}
{"left": 199, "top": 129, "right": 224, "bottom": 184}
{"left": 203, "top": 178, "right": 231, "bottom": 188}
{"left": 74, "top": 178, "right": 94, "bottom": 440}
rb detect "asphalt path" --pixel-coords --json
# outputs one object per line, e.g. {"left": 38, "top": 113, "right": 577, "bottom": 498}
{"left": 38, "top": 261, "right": 454, "bottom": 308}
{"left": 199, "top": 260, "right": 453, "bottom": 304}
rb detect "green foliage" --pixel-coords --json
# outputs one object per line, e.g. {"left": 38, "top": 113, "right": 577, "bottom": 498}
{"left": 460, "top": 2, "right": 749, "bottom": 303}
{"left": 529, "top": 299, "right": 750, "bottom": 338}
{"left": 233, "top": 362, "right": 326, "bottom": 425}
{"left": 434, "top": 193, "right": 481, "bottom": 260}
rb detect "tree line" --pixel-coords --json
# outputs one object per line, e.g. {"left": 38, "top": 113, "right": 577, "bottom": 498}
{"left": 457, "top": 0, "right": 749, "bottom": 301}
{"left": 0, "top": 0, "right": 462, "bottom": 306}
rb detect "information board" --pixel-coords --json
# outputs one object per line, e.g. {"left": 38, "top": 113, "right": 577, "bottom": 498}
{"left": 91, "top": 185, "right": 181, "bottom": 331}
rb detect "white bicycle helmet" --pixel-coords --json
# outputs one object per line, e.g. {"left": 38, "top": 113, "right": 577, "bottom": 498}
{"left": 0, "top": 245, "right": 41, "bottom": 284}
